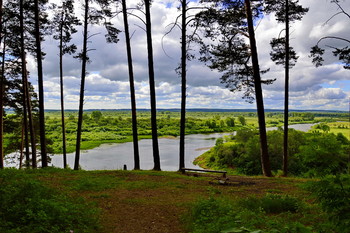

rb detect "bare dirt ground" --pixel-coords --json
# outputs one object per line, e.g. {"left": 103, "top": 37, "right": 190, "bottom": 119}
{"left": 75, "top": 171, "right": 306, "bottom": 233}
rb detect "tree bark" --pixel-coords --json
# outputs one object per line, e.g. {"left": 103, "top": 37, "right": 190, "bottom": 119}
{"left": 19, "top": 122, "right": 24, "bottom": 169}
{"left": 74, "top": 0, "right": 89, "bottom": 170}
{"left": 122, "top": 0, "right": 140, "bottom": 170}
{"left": 145, "top": 0, "right": 161, "bottom": 171}
{"left": 0, "top": 18, "right": 4, "bottom": 169}
{"left": 179, "top": 0, "right": 187, "bottom": 171}
{"left": 59, "top": 11, "right": 67, "bottom": 169}
{"left": 20, "top": 0, "right": 37, "bottom": 168}
{"left": 244, "top": 0, "right": 272, "bottom": 177}
{"left": 283, "top": 0, "right": 290, "bottom": 177}
{"left": 34, "top": 0, "right": 48, "bottom": 167}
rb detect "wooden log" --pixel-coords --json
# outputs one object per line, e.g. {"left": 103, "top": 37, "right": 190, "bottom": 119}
{"left": 181, "top": 168, "right": 227, "bottom": 178}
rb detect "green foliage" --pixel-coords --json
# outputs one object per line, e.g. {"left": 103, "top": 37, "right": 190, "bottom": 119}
{"left": 239, "top": 194, "right": 301, "bottom": 214}
{"left": 198, "top": 129, "right": 349, "bottom": 177}
{"left": 186, "top": 196, "right": 316, "bottom": 233}
{"left": 0, "top": 169, "right": 100, "bottom": 233}
{"left": 187, "top": 198, "right": 238, "bottom": 233}
{"left": 3, "top": 110, "right": 347, "bottom": 156}
{"left": 304, "top": 175, "right": 350, "bottom": 232}
{"left": 296, "top": 132, "right": 348, "bottom": 177}
{"left": 90, "top": 110, "right": 103, "bottom": 122}
{"left": 238, "top": 116, "right": 246, "bottom": 126}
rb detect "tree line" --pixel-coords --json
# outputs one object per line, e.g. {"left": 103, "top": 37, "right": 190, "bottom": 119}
{"left": 0, "top": 0, "right": 348, "bottom": 176}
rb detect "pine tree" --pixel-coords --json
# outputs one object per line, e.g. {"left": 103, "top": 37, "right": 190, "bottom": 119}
{"left": 195, "top": 0, "right": 274, "bottom": 176}
{"left": 74, "top": 0, "right": 120, "bottom": 170}
{"left": 265, "top": 0, "right": 308, "bottom": 176}
{"left": 122, "top": 0, "right": 140, "bottom": 170}
{"left": 144, "top": 0, "right": 161, "bottom": 170}
{"left": 51, "top": 0, "right": 80, "bottom": 168}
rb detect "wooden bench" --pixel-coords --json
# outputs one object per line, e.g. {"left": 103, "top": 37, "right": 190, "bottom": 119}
{"left": 181, "top": 168, "right": 227, "bottom": 178}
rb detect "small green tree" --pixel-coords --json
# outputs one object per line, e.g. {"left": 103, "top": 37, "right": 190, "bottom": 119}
{"left": 91, "top": 111, "right": 103, "bottom": 122}
{"left": 238, "top": 116, "right": 246, "bottom": 126}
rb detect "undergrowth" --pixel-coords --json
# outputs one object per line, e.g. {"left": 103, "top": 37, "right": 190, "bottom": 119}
{"left": 304, "top": 174, "right": 350, "bottom": 232}
{"left": 0, "top": 169, "right": 100, "bottom": 233}
{"left": 185, "top": 194, "right": 333, "bottom": 233}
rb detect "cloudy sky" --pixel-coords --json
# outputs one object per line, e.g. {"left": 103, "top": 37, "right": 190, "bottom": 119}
{"left": 27, "top": 0, "right": 350, "bottom": 111}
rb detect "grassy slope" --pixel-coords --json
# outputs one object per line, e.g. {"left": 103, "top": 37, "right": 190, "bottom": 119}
{"left": 3, "top": 168, "right": 329, "bottom": 233}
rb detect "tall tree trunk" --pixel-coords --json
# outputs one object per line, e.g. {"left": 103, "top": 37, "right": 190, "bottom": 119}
{"left": 122, "top": 0, "right": 140, "bottom": 170}
{"left": 283, "top": 0, "right": 290, "bottom": 177}
{"left": 59, "top": 12, "right": 67, "bottom": 169}
{"left": 23, "top": 116, "right": 30, "bottom": 167}
{"left": 0, "top": 19, "right": 5, "bottom": 169}
{"left": 20, "top": 0, "right": 37, "bottom": 168}
{"left": 145, "top": 0, "right": 161, "bottom": 171}
{"left": 34, "top": 0, "right": 48, "bottom": 167}
{"left": 19, "top": 123, "right": 24, "bottom": 169}
{"left": 74, "top": 0, "right": 89, "bottom": 170}
{"left": 179, "top": 0, "right": 186, "bottom": 171}
{"left": 244, "top": 0, "right": 272, "bottom": 177}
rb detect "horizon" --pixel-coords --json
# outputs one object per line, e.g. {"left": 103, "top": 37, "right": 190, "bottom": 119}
{"left": 39, "top": 108, "right": 348, "bottom": 113}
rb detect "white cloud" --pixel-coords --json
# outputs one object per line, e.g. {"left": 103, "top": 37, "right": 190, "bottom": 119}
{"left": 26, "top": 0, "right": 350, "bottom": 111}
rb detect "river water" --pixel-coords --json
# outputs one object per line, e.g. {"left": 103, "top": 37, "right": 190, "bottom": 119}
{"left": 50, "top": 123, "right": 315, "bottom": 171}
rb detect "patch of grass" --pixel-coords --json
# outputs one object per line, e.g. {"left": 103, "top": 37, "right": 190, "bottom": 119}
{"left": 184, "top": 194, "right": 328, "bottom": 233}
{"left": 266, "top": 189, "right": 283, "bottom": 194}
{"left": 62, "top": 174, "right": 125, "bottom": 191}
{"left": 238, "top": 194, "right": 301, "bottom": 214}
{"left": 123, "top": 180, "right": 162, "bottom": 190}
{"left": 90, "top": 193, "right": 111, "bottom": 199}
{"left": 0, "top": 169, "right": 100, "bottom": 233}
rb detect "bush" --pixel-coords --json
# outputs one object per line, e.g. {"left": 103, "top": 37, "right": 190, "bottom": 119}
{"left": 305, "top": 175, "right": 350, "bottom": 232}
{"left": 296, "top": 133, "right": 348, "bottom": 177}
{"left": 0, "top": 169, "right": 100, "bottom": 233}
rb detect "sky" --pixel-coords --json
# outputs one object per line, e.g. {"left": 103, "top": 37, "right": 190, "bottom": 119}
{"left": 26, "top": 0, "right": 350, "bottom": 111}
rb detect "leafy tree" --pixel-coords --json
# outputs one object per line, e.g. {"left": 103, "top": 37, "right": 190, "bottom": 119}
{"left": 310, "top": 0, "right": 350, "bottom": 69}
{"left": 51, "top": 0, "right": 80, "bottom": 168}
{"left": 238, "top": 116, "right": 246, "bottom": 126}
{"left": 225, "top": 117, "right": 235, "bottom": 127}
{"left": 265, "top": 0, "right": 308, "bottom": 176}
{"left": 296, "top": 133, "right": 348, "bottom": 177}
{"left": 91, "top": 110, "right": 103, "bottom": 122}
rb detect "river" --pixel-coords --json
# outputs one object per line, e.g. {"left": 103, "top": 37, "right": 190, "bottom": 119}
{"left": 50, "top": 123, "right": 315, "bottom": 171}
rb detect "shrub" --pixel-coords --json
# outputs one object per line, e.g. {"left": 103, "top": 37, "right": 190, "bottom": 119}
{"left": 0, "top": 169, "right": 100, "bottom": 233}
{"left": 304, "top": 175, "right": 350, "bottom": 232}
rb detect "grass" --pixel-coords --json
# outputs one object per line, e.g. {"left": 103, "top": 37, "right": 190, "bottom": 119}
{"left": 0, "top": 168, "right": 340, "bottom": 233}
{"left": 328, "top": 121, "right": 350, "bottom": 139}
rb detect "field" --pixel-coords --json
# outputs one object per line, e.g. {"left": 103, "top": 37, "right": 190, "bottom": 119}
{"left": 327, "top": 121, "right": 350, "bottom": 139}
